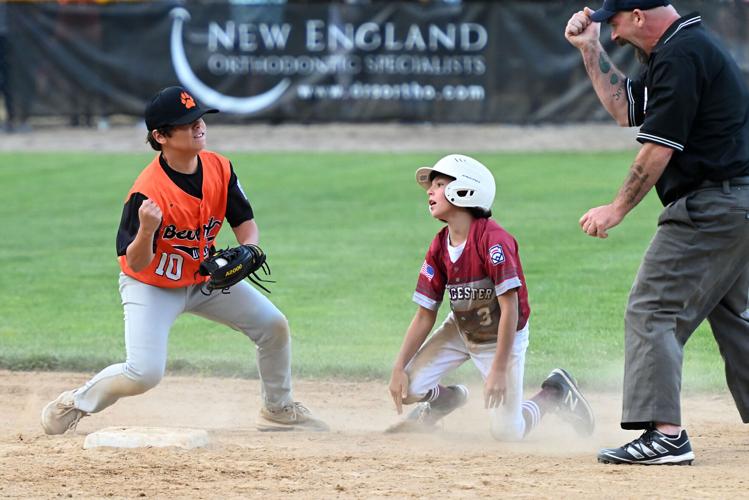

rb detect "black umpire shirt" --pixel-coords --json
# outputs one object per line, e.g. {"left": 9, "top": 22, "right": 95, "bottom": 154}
{"left": 625, "top": 12, "right": 749, "bottom": 205}
{"left": 115, "top": 155, "right": 254, "bottom": 256}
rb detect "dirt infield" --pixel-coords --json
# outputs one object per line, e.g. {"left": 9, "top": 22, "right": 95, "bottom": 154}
{"left": 3, "top": 126, "right": 743, "bottom": 497}
{"left": 2, "top": 371, "right": 746, "bottom": 498}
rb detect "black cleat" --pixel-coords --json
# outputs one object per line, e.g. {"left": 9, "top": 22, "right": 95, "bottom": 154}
{"left": 598, "top": 429, "right": 695, "bottom": 465}
{"left": 542, "top": 368, "right": 595, "bottom": 436}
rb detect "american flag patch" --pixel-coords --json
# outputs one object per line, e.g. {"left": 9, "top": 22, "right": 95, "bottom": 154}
{"left": 420, "top": 261, "right": 435, "bottom": 280}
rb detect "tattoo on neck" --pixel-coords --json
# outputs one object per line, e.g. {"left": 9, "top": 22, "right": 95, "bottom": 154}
{"left": 610, "top": 74, "right": 619, "bottom": 85}
{"left": 599, "top": 52, "right": 611, "bottom": 74}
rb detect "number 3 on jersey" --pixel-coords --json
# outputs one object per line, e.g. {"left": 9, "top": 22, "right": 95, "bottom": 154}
{"left": 155, "top": 252, "right": 184, "bottom": 281}
{"left": 477, "top": 306, "right": 492, "bottom": 326}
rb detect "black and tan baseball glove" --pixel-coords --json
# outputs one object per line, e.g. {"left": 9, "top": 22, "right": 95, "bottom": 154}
{"left": 198, "top": 244, "right": 273, "bottom": 293}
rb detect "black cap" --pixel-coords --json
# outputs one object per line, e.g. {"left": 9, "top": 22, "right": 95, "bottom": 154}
{"left": 144, "top": 86, "right": 218, "bottom": 131}
{"left": 590, "top": 0, "right": 670, "bottom": 22}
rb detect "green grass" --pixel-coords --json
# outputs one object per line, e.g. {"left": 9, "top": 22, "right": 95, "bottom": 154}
{"left": 0, "top": 151, "right": 725, "bottom": 390}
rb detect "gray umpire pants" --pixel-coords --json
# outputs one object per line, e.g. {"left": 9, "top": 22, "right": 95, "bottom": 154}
{"left": 622, "top": 182, "right": 749, "bottom": 429}
{"left": 74, "top": 274, "right": 294, "bottom": 414}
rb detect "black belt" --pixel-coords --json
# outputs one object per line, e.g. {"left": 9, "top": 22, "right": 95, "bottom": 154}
{"left": 697, "top": 175, "right": 749, "bottom": 193}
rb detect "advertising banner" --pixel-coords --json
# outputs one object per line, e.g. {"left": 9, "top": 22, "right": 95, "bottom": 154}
{"left": 6, "top": 1, "right": 748, "bottom": 124}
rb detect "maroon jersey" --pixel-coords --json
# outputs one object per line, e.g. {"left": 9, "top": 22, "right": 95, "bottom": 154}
{"left": 413, "top": 218, "right": 530, "bottom": 343}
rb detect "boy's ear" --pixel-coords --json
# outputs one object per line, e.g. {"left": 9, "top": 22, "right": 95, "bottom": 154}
{"left": 151, "top": 130, "right": 168, "bottom": 145}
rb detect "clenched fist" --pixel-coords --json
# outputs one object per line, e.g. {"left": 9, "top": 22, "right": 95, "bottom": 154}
{"left": 138, "top": 198, "right": 162, "bottom": 235}
{"left": 565, "top": 7, "right": 601, "bottom": 49}
{"left": 579, "top": 203, "right": 624, "bottom": 239}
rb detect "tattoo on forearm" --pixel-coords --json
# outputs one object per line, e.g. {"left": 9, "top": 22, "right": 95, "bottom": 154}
{"left": 612, "top": 84, "right": 623, "bottom": 101}
{"left": 599, "top": 52, "right": 611, "bottom": 74}
{"left": 621, "top": 163, "right": 650, "bottom": 206}
{"left": 599, "top": 52, "right": 624, "bottom": 101}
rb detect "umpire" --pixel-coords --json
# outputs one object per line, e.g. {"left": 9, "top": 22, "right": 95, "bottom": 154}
{"left": 565, "top": 1, "right": 749, "bottom": 465}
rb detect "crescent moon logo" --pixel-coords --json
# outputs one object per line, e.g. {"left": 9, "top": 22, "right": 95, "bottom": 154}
{"left": 169, "top": 7, "right": 291, "bottom": 115}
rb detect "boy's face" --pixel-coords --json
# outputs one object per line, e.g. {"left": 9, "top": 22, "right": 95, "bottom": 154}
{"left": 427, "top": 175, "right": 454, "bottom": 219}
{"left": 156, "top": 118, "right": 207, "bottom": 154}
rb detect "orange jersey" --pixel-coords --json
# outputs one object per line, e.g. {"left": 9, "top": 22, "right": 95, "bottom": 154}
{"left": 118, "top": 151, "right": 231, "bottom": 288}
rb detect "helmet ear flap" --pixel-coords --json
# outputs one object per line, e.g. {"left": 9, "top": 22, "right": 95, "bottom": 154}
{"left": 456, "top": 189, "right": 474, "bottom": 197}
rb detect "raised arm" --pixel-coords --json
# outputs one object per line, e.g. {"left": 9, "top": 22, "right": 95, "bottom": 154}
{"left": 565, "top": 7, "right": 629, "bottom": 126}
{"left": 126, "top": 199, "right": 162, "bottom": 272}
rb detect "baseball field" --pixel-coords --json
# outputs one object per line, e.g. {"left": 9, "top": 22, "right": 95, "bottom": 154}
{"left": 0, "top": 124, "right": 746, "bottom": 497}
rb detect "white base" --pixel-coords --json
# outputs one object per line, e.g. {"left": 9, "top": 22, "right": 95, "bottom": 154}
{"left": 83, "top": 426, "right": 209, "bottom": 450}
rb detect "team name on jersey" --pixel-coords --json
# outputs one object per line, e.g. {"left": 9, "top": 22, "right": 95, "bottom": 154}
{"left": 448, "top": 286, "right": 494, "bottom": 301}
{"left": 162, "top": 217, "right": 221, "bottom": 241}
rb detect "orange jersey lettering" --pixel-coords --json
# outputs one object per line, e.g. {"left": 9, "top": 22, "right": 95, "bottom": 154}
{"left": 118, "top": 151, "right": 231, "bottom": 287}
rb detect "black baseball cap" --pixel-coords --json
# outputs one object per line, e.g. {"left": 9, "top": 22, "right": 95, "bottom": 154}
{"left": 589, "top": 0, "right": 670, "bottom": 22}
{"left": 144, "top": 86, "right": 218, "bottom": 131}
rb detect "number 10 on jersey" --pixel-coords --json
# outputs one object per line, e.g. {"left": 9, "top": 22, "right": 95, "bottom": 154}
{"left": 155, "top": 252, "right": 184, "bottom": 281}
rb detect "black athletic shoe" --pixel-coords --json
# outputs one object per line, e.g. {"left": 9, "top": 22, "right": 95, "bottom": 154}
{"left": 541, "top": 368, "right": 595, "bottom": 436}
{"left": 598, "top": 429, "right": 695, "bottom": 465}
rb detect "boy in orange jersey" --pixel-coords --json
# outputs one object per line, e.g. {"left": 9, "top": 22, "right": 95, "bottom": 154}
{"left": 41, "top": 86, "right": 327, "bottom": 434}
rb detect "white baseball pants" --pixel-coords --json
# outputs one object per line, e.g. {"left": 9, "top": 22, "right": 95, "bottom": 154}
{"left": 73, "top": 273, "right": 293, "bottom": 413}
{"left": 404, "top": 313, "right": 530, "bottom": 441}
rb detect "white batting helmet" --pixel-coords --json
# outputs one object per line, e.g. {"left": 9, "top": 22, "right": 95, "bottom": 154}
{"left": 415, "top": 154, "right": 496, "bottom": 212}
